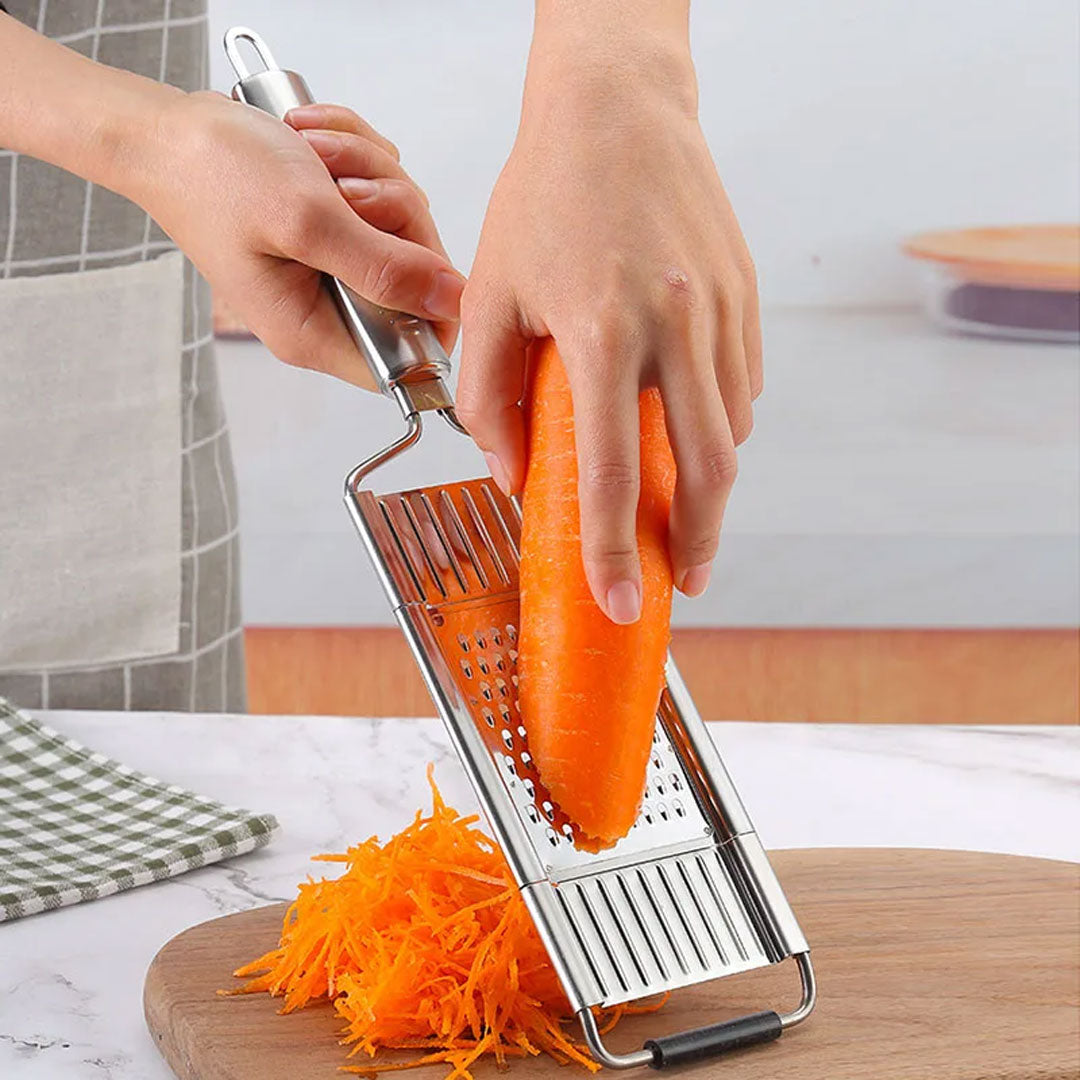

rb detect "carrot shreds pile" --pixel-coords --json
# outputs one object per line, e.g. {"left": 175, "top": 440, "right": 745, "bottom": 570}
{"left": 224, "top": 767, "right": 665, "bottom": 1079}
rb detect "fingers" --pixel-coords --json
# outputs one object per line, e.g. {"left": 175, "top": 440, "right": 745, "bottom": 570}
{"left": 338, "top": 176, "right": 446, "bottom": 259}
{"left": 659, "top": 347, "right": 739, "bottom": 598}
{"left": 285, "top": 103, "right": 400, "bottom": 161}
{"left": 297, "top": 128, "right": 414, "bottom": 192}
{"left": 740, "top": 256, "right": 764, "bottom": 400}
{"left": 456, "top": 283, "right": 528, "bottom": 496}
{"left": 715, "top": 293, "right": 754, "bottom": 447}
{"left": 562, "top": 320, "right": 645, "bottom": 625}
{"left": 274, "top": 192, "right": 463, "bottom": 327}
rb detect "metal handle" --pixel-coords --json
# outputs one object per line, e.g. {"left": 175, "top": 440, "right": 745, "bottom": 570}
{"left": 223, "top": 26, "right": 463, "bottom": 428}
{"left": 577, "top": 951, "right": 816, "bottom": 1070}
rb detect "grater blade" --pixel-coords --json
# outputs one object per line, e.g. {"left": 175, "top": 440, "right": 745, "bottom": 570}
{"left": 346, "top": 467, "right": 817, "bottom": 1065}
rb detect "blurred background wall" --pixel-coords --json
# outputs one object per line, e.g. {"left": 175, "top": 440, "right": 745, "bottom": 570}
{"left": 204, "top": 1, "right": 1079, "bottom": 718}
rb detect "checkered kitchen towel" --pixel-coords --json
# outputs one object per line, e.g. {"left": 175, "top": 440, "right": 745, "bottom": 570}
{"left": 0, "top": 699, "right": 278, "bottom": 921}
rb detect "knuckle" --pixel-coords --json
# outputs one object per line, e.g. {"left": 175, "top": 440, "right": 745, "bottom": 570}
{"left": 361, "top": 249, "right": 409, "bottom": 304}
{"left": 694, "top": 442, "right": 739, "bottom": 490}
{"left": 679, "top": 533, "right": 719, "bottom": 566}
{"left": 276, "top": 197, "right": 326, "bottom": 258}
{"left": 587, "top": 543, "right": 639, "bottom": 565}
{"left": 734, "top": 247, "right": 757, "bottom": 284}
{"left": 453, "top": 396, "right": 484, "bottom": 435}
{"left": 581, "top": 460, "right": 638, "bottom": 494}
{"left": 581, "top": 307, "right": 631, "bottom": 361}
{"left": 660, "top": 266, "right": 700, "bottom": 311}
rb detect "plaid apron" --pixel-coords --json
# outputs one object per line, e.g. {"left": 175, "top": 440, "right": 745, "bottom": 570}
{"left": 0, "top": 1, "right": 246, "bottom": 712}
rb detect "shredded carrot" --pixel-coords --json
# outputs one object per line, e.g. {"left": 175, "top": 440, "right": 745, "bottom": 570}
{"left": 224, "top": 767, "right": 665, "bottom": 1078}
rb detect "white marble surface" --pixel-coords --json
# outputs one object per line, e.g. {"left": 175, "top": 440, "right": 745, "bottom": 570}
{"left": 216, "top": 308, "right": 1080, "bottom": 630}
{"left": 1, "top": 711, "right": 1077, "bottom": 1078}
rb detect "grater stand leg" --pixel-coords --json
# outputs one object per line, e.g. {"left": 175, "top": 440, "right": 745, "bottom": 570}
{"left": 577, "top": 950, "right": 816, "bottom": 1070}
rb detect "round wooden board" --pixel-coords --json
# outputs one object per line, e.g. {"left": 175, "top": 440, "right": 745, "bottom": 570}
{"left": 144, "top": 849, "right": 1080, "bottom": 1080}
{"left": 902, "top": 224, "right": 1080, "bottom": 289}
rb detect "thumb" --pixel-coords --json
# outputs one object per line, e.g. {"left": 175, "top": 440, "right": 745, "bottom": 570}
{"left": 298, "top": 195, "right": 464, "bottom": 327}
{"left": 456, "top": 282, "right": 528, "bottom": 496}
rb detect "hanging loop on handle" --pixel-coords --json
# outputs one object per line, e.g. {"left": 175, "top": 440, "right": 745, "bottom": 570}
{"left": 223, "top": 26, "right": 279, "bottom": 80}
{"left": 222, "top": 25, "right": 465, "bottom": 432}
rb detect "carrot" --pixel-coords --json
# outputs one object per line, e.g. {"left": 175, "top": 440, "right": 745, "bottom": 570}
{"left": 223, "top": 767, "right": 665, "bottom": 1079}
{"left": 518, "top": 339, "right": 676, "bottom": 847}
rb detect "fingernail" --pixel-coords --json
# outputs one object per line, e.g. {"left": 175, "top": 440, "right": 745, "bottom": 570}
{"left": 338, "top": 176, "right": 379, "bottom": 200}
{"left": 423, "top": 270, "right": 464, "bottom": 321}
{"left": 680, "top": 563, "right": 712, "bottom": 597}
{"left": 284, "top": 104, "right": 323, "bottom": 124}
{"left": 483, "top": 451, "right": 511, "bottom": 497}
{"left": 605, "top": 580, "right": 642, "bottom": 625}
{"left": 299, "top": 129, "right": 340, "bottom": 154}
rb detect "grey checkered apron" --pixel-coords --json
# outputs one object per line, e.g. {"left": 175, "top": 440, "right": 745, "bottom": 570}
{"left": 0, "top": 0, "right": 246, "bottom": 712}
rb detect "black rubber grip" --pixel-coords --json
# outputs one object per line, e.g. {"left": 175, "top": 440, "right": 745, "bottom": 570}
{"left": 645, "top": 1011, "right": 783, "bottom": 1068}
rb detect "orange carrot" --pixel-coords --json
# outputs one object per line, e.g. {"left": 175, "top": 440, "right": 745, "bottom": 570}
{"left": 224, "top": 767, "right": 665, "bottom": 1079}
{"left": 519, "top": 339, "right": 676, "bottom": 847}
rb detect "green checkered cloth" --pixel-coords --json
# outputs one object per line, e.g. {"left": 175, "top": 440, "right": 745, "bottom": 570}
{"left": 0, "top": 698, "right": 279, "bottom": 922}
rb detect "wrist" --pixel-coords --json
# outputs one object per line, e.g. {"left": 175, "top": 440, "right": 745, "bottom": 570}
{"left": 91, "top": 73, "right": 184, "bottom": 210}
{"left": 526, "top": 3, "right": 698, "bottom": 123}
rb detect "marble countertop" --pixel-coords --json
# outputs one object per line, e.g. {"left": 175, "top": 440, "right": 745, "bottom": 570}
{"left": 2, "top": 711, "right": 1077, "bottom": 1078}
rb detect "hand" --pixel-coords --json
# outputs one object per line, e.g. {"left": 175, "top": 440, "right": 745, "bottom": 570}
{"left": 457, "top": 9, "right": 760, "bottom": 623}
{"left": 138, "top": 92, "right": 463, "bottom": 387}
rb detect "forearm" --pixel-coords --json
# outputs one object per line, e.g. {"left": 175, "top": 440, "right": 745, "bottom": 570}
{"left": 527, "top": 0, "right": 697, "bottom": 123}
{"left": 0, "top": 13, "right": 177, "bottom": 203}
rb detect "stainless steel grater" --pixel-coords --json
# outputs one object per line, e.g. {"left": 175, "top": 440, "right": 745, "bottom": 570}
{"left": 226, "top": 27, "right": 816, "bottom": 1070}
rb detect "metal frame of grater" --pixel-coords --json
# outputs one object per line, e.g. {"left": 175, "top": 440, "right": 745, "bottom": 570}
{"left": 226, "top": 27, "right": 816, "bottom": 1071}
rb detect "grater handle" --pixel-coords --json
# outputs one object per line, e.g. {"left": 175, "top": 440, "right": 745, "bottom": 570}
{"left": 644, "top": 1011, "right": 782, "bottom": 1068}
{"left": 577, "top": 951, "right": 815, "bottom": 1070}
{"left": 223, "top": 27, "right": 464, "bottom": 429}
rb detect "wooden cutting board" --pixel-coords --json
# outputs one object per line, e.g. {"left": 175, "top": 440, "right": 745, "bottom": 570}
{"left": 144, "top": 849, "right": 1080, "bottom": 1080}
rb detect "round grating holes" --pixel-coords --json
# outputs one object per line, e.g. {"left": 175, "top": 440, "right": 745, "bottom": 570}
{"left": 516, "top": 725, "right": 527, "bottom": 739}
{"left": 656, "top": 801, "right": 669, "bottom": 821}
{"left": 506, "top": 624, "right": 517, "bottom": 642}
{"left": 520, "top": 750, "right": 532, "bottom": 767}
{"left": 494, "top": 654, "right": 505, "bottom": 671}
{"left": 482, "top": 708, "right": 496, "bottom": 728}
{"left": 495, "top": 678, "right": 508, "bottom": 697}
{"left": 673, "top": 798, "right": 686, "bottom": 818}
{"left": 541, "top": 800, "right": 554, "bottom": 821}
{"left": 492, "top": 628, "right": 502, "bottom": 646}
{"left": 499, "top": 704, "right": 512, "bottom": 724}
{"left": 477, "top": 656, "right": 489, "bottom": 675}
{"left": 480, "top": 682, "right": 493, "bottom": 701}
{"left": 509, "top": 648, "right": 518, "bottom": 663}
{"left": 460, "top": 658, "right": 473, "bottom": 679}
{"left": 504, "top": 755, "right": 517, "bottom": 777}
{"left": 457, "top": 634, "right": 470, "bottom": 653}
{"left": 561, "top": 823, "right": 574, "bottom": 839}
{"left": 670, "top": 772, "right": 683, "bottom": 791}
{"left": 523, "top": 778, "right": 535, "bottom": 799}
{"left": 501, "top": 729, "right": 514, "bottom": 751}
{"left": 545, "top": 827, "right": 560, "bottom": 847}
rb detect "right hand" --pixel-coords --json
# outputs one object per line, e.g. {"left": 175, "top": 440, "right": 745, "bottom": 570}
{"left": 135, "top": 91, "right": 463, "bottom": 388}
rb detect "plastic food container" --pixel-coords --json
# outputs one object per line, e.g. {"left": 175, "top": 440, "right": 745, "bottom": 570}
{"left": 903, "top": 225, "right": 1079, "bottom": 343}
